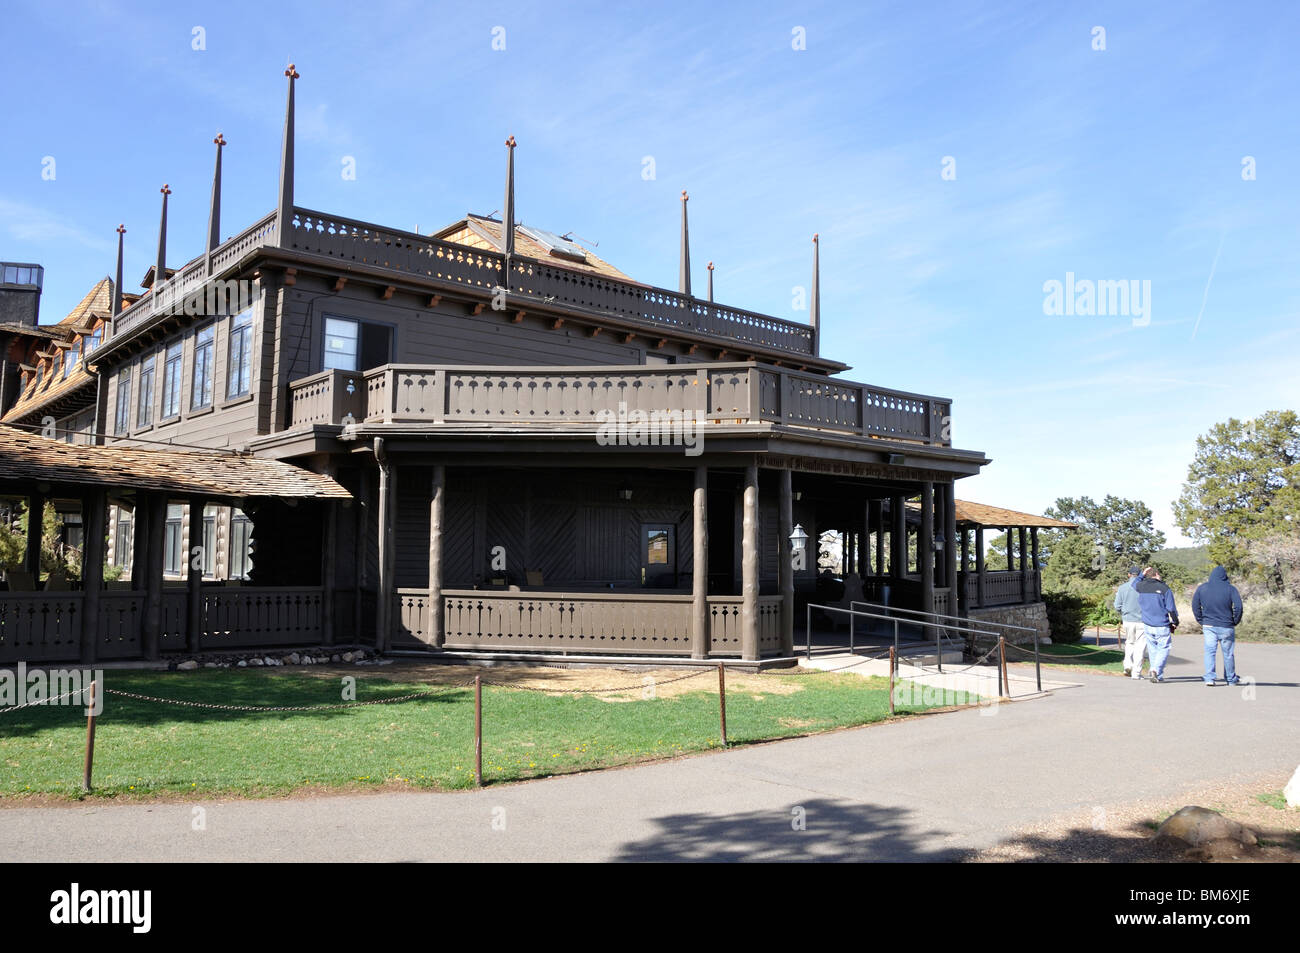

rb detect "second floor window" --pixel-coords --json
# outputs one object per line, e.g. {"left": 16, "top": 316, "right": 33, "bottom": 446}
{"left": 227, "top": 309, "right": 252, "bottom": 397}
{"left": 86, "top": 327, "right": 102, "bottom": 353}
{"left": 161, "top": 343, "right": 183, "bottom": 419}
{"left": 137, "top": 355, "right": 155, "bottom": 428}
{"left": 191, "top": 325, "right": 215, "bottom": 409}
{"left": 64, "top": 342, "right": 80, "bottom": 379}
{"left": 324, "top": 315, "right": 391, "bottom": 372}
{"left": 114, "top": 368, "right": 132, "bottom": 435}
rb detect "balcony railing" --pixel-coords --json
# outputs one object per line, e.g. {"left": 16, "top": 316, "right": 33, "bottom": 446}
{"left": 288, "top": 362, "right": 953, "bottom": 446}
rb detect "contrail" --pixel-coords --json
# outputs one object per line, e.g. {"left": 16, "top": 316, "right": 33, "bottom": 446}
{"left": 1190, "top": 232, "right": 1226, "bottom": 340}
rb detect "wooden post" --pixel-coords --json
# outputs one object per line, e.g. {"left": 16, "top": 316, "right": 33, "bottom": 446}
{"left": 321, "top": 499, "right": 337, "bottom": 645}
{"left": 740, "top": 462, "right": 759, "bottom": 661}
{"left": 888, "top": 646, "right": 896, "bottom": 715}
{"left": 944, "top": 483, "right": 957, "bottom": 597}
{"left": 429, "top": 464, "right": 446, "bottom": 649}
{"left": 958, "top": 526, "right": 970, "bottom": 617}
{"left": 1018, "top": 526, "right": 1029, "bottom": 604}
{"left": 142, "top": 493, "right": 166, "bottom": 660}
{"left": 873, "top": 500, "right": 885, "bottom": 580}
{"left": 24, "top": 490, "right": 44, "bottom": 579}
{"left": 920, "top": 482, "right": 934, "bottom": 616}
{"left": 474, "top": 674, "right": 482, "bottom": 787}
{"left": 186, "top": 495, "right": 204, "bottom": 654}
{"left": 691, "top": 465, "right": 709, "bottom": 659}
{"left": 80, "top": 488, "right": 106, "bottom": 663}
{"left": 778, "top": 468, "right": 794, "bottom": 657}
{"left": 1030, "top": 527, "right": 1041, "bottom": 601}
{"left": 717, "top": 662, "right": 727, "bottom": 746}
{"left": 354, "top": 466, "right": 370, "bottom": 645}
{"left": 890, "top": 494, "right": 905, "bottom": 580}
{"left": 82, "top": 679, "right": 97, "bottom": 793}
{"left": 975, "top": 525, "right": 986, "bottom": 609}
{"left": 998, "top": 635, "right": 1008, "bottom": 697}
{"left": 374, "top": 441, "right": 394, "bottom": 653}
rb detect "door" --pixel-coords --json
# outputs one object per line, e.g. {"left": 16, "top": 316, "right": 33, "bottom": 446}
{"left": 640, "top": 523, "right": 676, "bottom": 588}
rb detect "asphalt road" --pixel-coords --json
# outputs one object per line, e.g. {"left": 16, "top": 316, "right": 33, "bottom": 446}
{"left": 2, "top": 635, "right": 1296, "bottom": 862}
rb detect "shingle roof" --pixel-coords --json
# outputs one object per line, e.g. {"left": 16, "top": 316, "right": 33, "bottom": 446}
{"left": 954, "top": 500, "right": 1077, "bottom": 528}
{"left": 0, "top": 426, "right": 351, "bottom": 500}
{"left": 434, "top": 216, "right": 637, "bottom": 283}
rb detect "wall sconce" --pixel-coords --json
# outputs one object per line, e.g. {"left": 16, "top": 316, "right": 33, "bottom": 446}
{"left": 793, "top": 490, "right": 803, "bottom": 502}
{"left": 618, "top": 486, "right": 633, "bottom": 501}
{"left": 789, "top": 523, "right": 809, "bottom": 552}
{"left": 932, "top": 534, "right": 944, "bottom": 552}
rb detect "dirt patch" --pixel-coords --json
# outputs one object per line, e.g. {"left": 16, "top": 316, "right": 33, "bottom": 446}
{"left": 971, "top": 771, "right": 1300, "bottom": 862}
{"left": 295, "top": 660, "right": 807, "bottom": 703}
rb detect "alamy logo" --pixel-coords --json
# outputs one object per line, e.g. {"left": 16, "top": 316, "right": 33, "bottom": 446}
{"left": 49, "top": 884, "right": 151, "bottom": 933}
{"left": 0, "top": 663, "right": 102, "bottom": 715}
{"left": 595, "top": 402, "right": 704, "bottom": 457}
{"left": 1042, "top": 272, "right": 1151, "bottom": 326}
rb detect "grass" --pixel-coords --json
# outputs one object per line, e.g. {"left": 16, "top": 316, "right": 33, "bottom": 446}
{"left": 0, "top": 667, "right": 962, "bottom": 800}
{"left": 1256, "top": 791, "right": 1292, "bottom": 811}
{"left": 1034, "top": 642, "right": 1129, "bottom": 674}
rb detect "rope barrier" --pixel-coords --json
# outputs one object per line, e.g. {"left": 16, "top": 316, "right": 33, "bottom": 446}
{"left": 103, "top": 685, "right": 458, "bottom": 712}
{"left": 0, "top": 686, "right": 90, "bottom": 714}
{"left": 1003, "top": 642, "right": 1120, "bottom": 659}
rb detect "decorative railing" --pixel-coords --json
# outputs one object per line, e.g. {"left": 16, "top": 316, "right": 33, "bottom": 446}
{"left": 202, "top": 588, "right": 323, "bottom": 648}
{"left": 0, "top": 594, "right": 82, "bottom": 663}
{"left": 288, "top": 208, "right": 814, "bottom": 355}
{"left": 962, "top": 570, "right": 1040, "bottom": 608}
{"left": 436, "top": 590, "right": 784, "bottom": 657}
{"left": 288, "top": 362, "right": 953, "bottom": 447}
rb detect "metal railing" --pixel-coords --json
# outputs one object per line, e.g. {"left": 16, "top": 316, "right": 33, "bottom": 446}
{"left": 804, "top": 602, "right": 1005, "bottom": 676}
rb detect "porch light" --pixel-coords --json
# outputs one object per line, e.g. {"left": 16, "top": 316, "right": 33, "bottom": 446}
{"left": 933, "top": 534, "right": 945, "bottom": 552}
{"left": 789, "top": 523, "right": 809, "bottom": 553}
{"left": 618, "top": 486, "right": 633, "bottom": 501}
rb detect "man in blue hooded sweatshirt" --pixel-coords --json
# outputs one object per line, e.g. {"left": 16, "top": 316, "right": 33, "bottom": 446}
{"left": 1192, "top": 566, "right": 1244, "bottom": 686}
{"left": 1131, "top": 567, "right": 1179, "bottom": 683}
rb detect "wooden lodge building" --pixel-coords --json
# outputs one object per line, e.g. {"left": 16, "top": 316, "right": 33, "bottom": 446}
{"left": 0, "top": 67, "right": 1069, "bottom": 668}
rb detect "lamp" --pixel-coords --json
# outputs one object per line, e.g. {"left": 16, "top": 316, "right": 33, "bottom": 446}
{"left": 618, "top": 485, "right": 633, "bottom": 501}
{"left": 789, "top": 523, "right": 809, "bottom": 553}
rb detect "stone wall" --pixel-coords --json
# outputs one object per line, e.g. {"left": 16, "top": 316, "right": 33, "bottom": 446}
{"left": 967, "top": 601, "right": 1051, "bottom": 646}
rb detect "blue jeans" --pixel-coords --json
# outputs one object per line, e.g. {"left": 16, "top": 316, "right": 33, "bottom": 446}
{"left": 1203, "top": 625, "right": 1238, "bottom": 684}
{"left": 1144, "top": 625, "right": 1172, "bottom": 678}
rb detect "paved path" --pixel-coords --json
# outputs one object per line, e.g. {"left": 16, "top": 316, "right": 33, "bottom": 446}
{"left": 2, "top": 636, "right": 1296, "bottom": 861}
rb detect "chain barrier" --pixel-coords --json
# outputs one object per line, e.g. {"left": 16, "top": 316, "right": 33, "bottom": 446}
{"left": 468, "top": 667, "right": 714, "bottom": 695}
{"left": 1003, "top": 642, "right": 1119, "bottom": 659}
{"left": 103, "top": 686, "right": 459, "bottom": 712}
{"left": 908, "top": 642, "right": 1002, "bottom": 677}
{"left": 0, "top": 686, "right": 90, "bottom": 715}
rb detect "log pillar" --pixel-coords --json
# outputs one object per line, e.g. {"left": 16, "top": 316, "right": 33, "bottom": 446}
{"left": 80, "top": 487, "right": 106, "bottom": 663}
{"left": 958, "top": 526, "right": 970, "bottom": 617}
{"left": 943, "top": 482, "right": 957, "bottom": 601}
{"left": 321, "top": 499, "right": 337, "bottom": 646}
{"left": 920, "top": 482, "right": 935, "bottom": 616}
{"left": 740, "top": 463, "right": 759, "bottom": 661}
{"left": 374, "top": 440, "right": 395, "bottom": 653}
{"left": 691, "top": 465, "right": 709, "bottom": 659}
{"left": 1031, "top": 527, "right": 1041, "bottom": 601}
{"left": 141, "top": 492, "right": 166, "bottom": 660}
{"left": 186, "top": 495, "right": 204, "bottom": 653}
{"left": 975, "top": 525, "right": 986, "bottom": 608}
{"left": 1019, "top": 526, "right": 1030, "bottom": 604}
{"left": 778, "top": 468, "right": 794, "bottom": 657}
{"left": 428, "top": 464, "right": 446, "bottom": 649}
{"left": 890, "top": 494, "right": 905, "bottom": 580}
{"left": 872, "top": 499, "right": 884, "bottom": 579}
{"left": 24, "top": 490, "right": 44, "bottom": 578}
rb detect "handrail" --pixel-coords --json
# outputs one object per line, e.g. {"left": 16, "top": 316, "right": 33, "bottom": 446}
{"left": 850, "top": 600, "right": 1037, "bottom": 634}
{"left": 804, "top": 602, "right": 1000, "bottom": 668}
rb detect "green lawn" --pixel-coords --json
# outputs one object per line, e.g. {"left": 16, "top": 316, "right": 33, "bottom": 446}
{"left": 0, "top": 667, "right": 959, "bottom": 800}
{"left": 1031, "top": 642, "right": 1130, "bottom": 674}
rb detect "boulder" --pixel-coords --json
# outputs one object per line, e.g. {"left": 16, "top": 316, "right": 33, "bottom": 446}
{"left": 177, "top": 660, "right": 200, "bottom": 671}
{"left": 1155, "top": 806, "right": 1257, "bottom": 847}
{"left": 288, "top": 652, "right": 301, "bottom": 665}
{"left": 236, "top": 660, "right": 247, "bottom": 668}
{"left": 1284, "top": 766, "right": 1300, "bottom": 808}
{"left": 341, "top": 652, "right": 355, "bottom": 663}
{"left": 248, "top": 658, "right": 263, "bottom": 667}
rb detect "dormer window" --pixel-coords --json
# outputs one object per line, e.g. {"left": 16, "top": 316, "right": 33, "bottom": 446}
{"left": 64, "top": 342, "right": 80, "bottom": 378}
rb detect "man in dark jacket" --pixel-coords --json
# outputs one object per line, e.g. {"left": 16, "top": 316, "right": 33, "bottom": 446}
{"left": 1192, "top": 566, "right": 1244, "bottom": 686}
{"left": 1132, "top": 567, "right": 1179, "bottom": 683}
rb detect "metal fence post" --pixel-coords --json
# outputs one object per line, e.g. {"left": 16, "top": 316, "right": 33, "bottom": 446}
{"left": 1033, "top": 631, "right": 1041, "bottom": 692}
{"left": 888, "top": 646, "right": 896, "bottom": 716}
{"left": 849, "top": 609, "right": 855, "bottom": 655}
{"left": 806, "top": 604, "right": 812, "bottom": 660}
{"left": 936, "top": 624, "right": 943, "bottom": 673}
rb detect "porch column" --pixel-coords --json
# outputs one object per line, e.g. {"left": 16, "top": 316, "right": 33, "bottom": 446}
{"left": 24, "top": 490, "right": 44, "bottom": 578}
{"left": 778, "top": 468, "right": 794, "bottom": 657}
{"left": 920, "top": 482, "right": 935, "bottom": 616}
{"left": 740, "top": 463, "right": 759, "bottom": 661}
{"left": 975, "top": 525, "right": 986, "bottom": 608}
{"left": 1031, "top": 527, "right": 1041, "bottom": 601}
{"left": 142, "top": 492, "right": 166, "bottom": 660}
{"left": 131, "top": 496, "right": 148, "bottom": 587}
{"left": 691, "top": 465, "right": 709, "bottom": 659}
{"left": 80, "top": 487, "right": 106, "bottom": 663}
{"left": 890, "top": 494, "right": 905, "bottom": 579}
{"left": 1019, "top": 526, "right": 1030, "bottom": 604}
{"left": 429, "top": 464, "right": 446, "bottom": 648}
{"left": 354, "top": 466, "right": 370, "bottom": 645}
{"left": 321, "top": 499, "right": 337, "bottom": 646}
{"left": 186, "top": 496, "right": 204, "bottom": 653}
{"left": 943, "top": 483, "right": 957, "bottom": 600}
{"left": 374, "top": 442, "right": 395, "bottom": 653}
{"left": 958, "top": 526, "right": 970, "bottom": 617}
{"left": 872, "top": 500, "right": 884, "bottom": 578}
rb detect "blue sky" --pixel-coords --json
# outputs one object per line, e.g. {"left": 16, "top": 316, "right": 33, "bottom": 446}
{"left": 3, "top": 0, "right": 1297, "bottom": 545}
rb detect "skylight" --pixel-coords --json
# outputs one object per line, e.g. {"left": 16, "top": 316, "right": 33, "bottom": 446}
{"left": 517, "top": 225, "right": 588, "bottom": 264}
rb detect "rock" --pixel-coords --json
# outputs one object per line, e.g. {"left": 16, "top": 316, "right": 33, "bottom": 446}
{"left": 288, "top": 652, "right": 301, "bottom": 665}
{"left": 177, "top": 660, "right": 200, "bottom": 671}
{"left": 263, "top": 657, "right": 275, "bottom": 666}
{"left": 331, "top": 655, "right": 341, "bottom": 663}
{"left": 1284, "top": 766, "right": 1300, "bottom": 808}
{"left": 1155, "top": 806, "right": 1257, "bottom": 847}
{"left": 237, "top": 660, "right": 247, "bottom": 668}
{"left": 341, "top": 652, "right": 355, "bottom": 663}
{"left": 248, "top": 658, "right": 263, "bottom": 667}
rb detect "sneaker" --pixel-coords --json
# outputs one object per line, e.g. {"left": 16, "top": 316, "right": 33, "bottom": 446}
{"left": 1205, "top": 680, "right": 1216, "bottom": 687}
{"left": 1123, "top": 668, "right": 1132, "bottom": 677}
{"left": 1149, "top": 673, "right": 1159, "bottom": 683}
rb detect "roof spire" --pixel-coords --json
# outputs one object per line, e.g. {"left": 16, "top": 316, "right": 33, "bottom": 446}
{"left": 706, "top": 261, "right": 714, "bottom": 303}
{"left": 276, "top": 63, "right": 299, "bottom": 246}
{"left": 207, "top": 132, "right": 226, "bottom": 257}
{"left": 810, "top": 233, "right": 820, "bottom": 356}
{"left": 155, "top": 184, "right": 171, "bottom": 290}
{"left": 112, "top": 224, "right": 126, "bottom": 319}
{"left": 678, "top": 190, "right": 691, "bottom": 296}
{"left": 502, "top": 136, "right": 517, "bottom": 285}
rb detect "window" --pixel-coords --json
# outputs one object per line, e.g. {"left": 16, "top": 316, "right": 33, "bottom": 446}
{"left": 202, "top": 509, "right": 216, "bottom": 577}
{"left": 229, "top": 512, "right": 252, "bottom": 580}
{"left": 323, "top": 315, "right": 391, "bottom": 372}
{"left": 1, "top": 264, "right": 42, "bottom": 287}
{"left": 191, "top": 325, "right": 214, "bottom": 409}
{"left": 50, "top": 351, "right": 62, "bottom": 381}
{"left": 163, "top": 504, "right": 183, "bottom": 575}
{"left": 86, "top": 327, "right": 103, "bottom": 354}
{"left": 137, "top": 355, "right": 155, "bottom": 428}
{"left": 227, "top": 309, "right": 253, "bottom": 397}
{"left": 64, "top": 342, "right": 80, "bottom": 378}
{"left": 113, "top": 515, "right": 132, "bottom": 568}
{"left": 114, "top": 368, "right": 132, "bottom": 435}
{"left": 161, "top": 342, "right": 183, "bottom": 418}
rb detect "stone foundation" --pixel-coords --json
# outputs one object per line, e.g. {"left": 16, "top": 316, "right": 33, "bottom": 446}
{"left": 967, "top": 602, "right": 1051, "bottom": 646}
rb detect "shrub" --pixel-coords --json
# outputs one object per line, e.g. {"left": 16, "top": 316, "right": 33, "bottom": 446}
{"left": 1043, "top": 591, "right": 1087, "bottom": 643}
{"left": 1236, "top": 595, "right": 1300, "bottom": 643}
